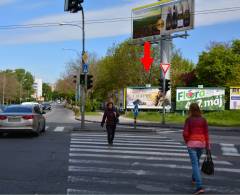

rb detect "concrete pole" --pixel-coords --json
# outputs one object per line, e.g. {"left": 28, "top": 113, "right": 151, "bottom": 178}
{"left": 161, "top": 35, "right": 172, "bottom": 124}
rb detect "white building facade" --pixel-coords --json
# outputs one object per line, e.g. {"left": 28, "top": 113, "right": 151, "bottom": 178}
{"left": 33, "top": 78, "right": 42, "bottom": 100}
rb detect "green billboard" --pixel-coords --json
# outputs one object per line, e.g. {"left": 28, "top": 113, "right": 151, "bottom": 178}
{"left": 176, "top": 88, "right": 225, "bottom": 111}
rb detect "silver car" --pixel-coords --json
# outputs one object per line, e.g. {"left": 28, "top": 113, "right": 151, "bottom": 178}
{"left": 0, "top": 105, "right": 46, "bottom": 136}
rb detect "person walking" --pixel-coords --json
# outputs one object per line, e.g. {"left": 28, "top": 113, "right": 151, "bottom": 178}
{"left": 183, "top": 103, "right": 210, "bottom": 195}
{"left": 101, "top": 102, "right": 119, "bottom": 146}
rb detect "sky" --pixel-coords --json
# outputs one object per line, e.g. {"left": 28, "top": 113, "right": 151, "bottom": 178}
{"left": 0, "top": 0, "right": 240, "bottom": 84}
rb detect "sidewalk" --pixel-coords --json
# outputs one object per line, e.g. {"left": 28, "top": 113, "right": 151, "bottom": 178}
{"left": 75, "top": 113, "right": 240, "bottom": 132}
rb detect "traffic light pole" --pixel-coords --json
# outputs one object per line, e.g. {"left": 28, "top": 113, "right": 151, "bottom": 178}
{"left": 160, "top": 35, "right": 171, "bottom": 125}
{"left": 80, "top": 6, "right": 86, "bottom": 129}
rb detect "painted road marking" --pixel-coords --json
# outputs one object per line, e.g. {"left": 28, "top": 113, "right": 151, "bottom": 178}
{"left": 54, "top": 126, "right": 64, "bottom": 132}
{"left": 71, "top": 139, "right": 182, "bottom": 145}
{"left": 70, "top": 142, "right": 187, "bottom": 148}
{"left": 70, "top": 144, "right": 187, "bottom": 152}
{"left": 220, "top": 143, "right": 240, "bottom": 157}
{"left": 71, "top": 134, "right": 168, "bottom": 139}
{"left": 69, "top": 158, "right": 232, "bottom": 166}
{"left": 67, "top": 133, "right": 236, "bottom": 195}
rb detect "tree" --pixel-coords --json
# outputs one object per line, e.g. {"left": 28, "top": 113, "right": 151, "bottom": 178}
{"left": 43, "top": 83, "right": 52, "bottom": 101}
{"left": 55, "top": 77, "right": 75, "bottom": 101}
{"left": 0, "top": 71, "right": 19, "bottom": 104}
{"left": 196, "top": 41, "right": 240, "bottom": 87}
{"left": 14, "top": 69, "right": 34, "bottom": 100}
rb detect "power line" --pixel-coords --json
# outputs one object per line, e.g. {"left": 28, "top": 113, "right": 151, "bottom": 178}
{"left": 0, "top": 6, "right": 240, "bottom": 30}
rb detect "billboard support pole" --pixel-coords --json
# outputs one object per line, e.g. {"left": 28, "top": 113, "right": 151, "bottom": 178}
{"left": 161, "top": 35, "right": 172, "bottom": 125}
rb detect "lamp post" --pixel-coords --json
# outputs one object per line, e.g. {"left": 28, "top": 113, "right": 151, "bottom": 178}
{"left": 59, "top": 6, "right": 86, "bottom": 129}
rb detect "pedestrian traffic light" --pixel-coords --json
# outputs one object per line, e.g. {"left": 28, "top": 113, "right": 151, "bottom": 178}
{"left": 87, "top": 75, "right": 93, "bottom": 90}
{"left": 158, "top": 78, "right": 163, "bottom": 91}
{"left": 166, "top": 79, "right": 171, "bottom": 92}
{"left": 73, "top": 75, "right": 77, "bottom": 84}
{"left": 80, "top": 74, "right": 85, "bottom": 85}
{"left": 64, "top": 0, "right": 83, "bottom": 13}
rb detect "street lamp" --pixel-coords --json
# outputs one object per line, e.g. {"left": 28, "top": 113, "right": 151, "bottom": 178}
{"left": 59, "top": 5, "right": 86, "bottom": 129}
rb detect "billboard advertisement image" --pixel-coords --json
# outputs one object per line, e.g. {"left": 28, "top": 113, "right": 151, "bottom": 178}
{"left": 176, "top": 88, "right": 225, "bottom": 111}
{"left": 230, "top": 87, "right": 240, "bottom": 110}
{"left": 126, "top": 87, "right": 171, "bottom": 109}
{"left": 132, "top": 0, "right": 195, "bottom": 39}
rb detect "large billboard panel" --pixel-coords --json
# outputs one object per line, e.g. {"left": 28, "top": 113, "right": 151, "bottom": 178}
{"left": 126, "top": 87, "right": 171, "bottom": 109}
{"left": 176, "top": 88, "right": 225, "bottom": 111}
{"left": 132, "top": 0, "right": 195, "bottom": 39}
{"left": 230, "top": 87, "right": 240, "bottom": 110}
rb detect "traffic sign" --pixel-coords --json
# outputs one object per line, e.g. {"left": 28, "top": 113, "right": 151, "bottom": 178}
{"left": 133, "top": 104, "right": 139, "bottom": 117}
{"left": 141, "top": 41, "right": 153, "bottom": 73}
{"left": 82, "top": 52, "right": 88, "bottom": 64}
{"left": 160, "top": 63, "right": 171, "bottom": 76}
{"left": 83, "top": 63, "right": 88, "bottom": 73}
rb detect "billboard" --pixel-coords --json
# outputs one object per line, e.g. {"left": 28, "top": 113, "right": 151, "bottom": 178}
{"left": 230, "top": 87, "right": 240, "bottom": 110}
{"left": 176, "top": 88, "right": 225, "bottom": 111}
{"left": 132, "top": 0, "right": 195, "bottom": 39}
{"left": 126, "top": 87, "right": 171, "bottom": 109}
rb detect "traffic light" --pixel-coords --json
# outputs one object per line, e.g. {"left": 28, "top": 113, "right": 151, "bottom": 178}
{"left": 158, "top": 78, "right": 163, "bottom": 91}
{"left": 80, "top": 74, "right": 85, "bottom": 85}
{"left": 87, "top": 75, "right": 93, "bottom": 90}
{"left": 73, "top": 75, "right": 77, "bottom": 84}
{"left": 166, "top": 79, "right": 171, "bottom": 92}
{"left": 64, "top": 0, "right": 83, "bottom": 13}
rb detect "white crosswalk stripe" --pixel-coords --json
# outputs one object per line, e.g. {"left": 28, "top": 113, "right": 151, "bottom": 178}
{"left": 66, "top": 132, "right": 238, "bottom": 195}
{"left": 220, "top": 143, "right": 240, "bottom": 156}
{"left": 53, "top": 126, "right": 65, "bottom": 132}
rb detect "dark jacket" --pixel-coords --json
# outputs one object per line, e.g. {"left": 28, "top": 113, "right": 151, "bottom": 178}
{"left": 101, "top": 108, "right": 119, "bottom": 126}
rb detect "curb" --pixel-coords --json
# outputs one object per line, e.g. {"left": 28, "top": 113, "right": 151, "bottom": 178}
{"left": 75, "top": 117, "right": 240, "bottom": 132}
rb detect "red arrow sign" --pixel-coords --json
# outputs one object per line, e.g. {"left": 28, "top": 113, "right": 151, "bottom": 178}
{"left": 160, "top": 63, "right": 171, "bottom": 76}
{"left": 141, "top": 42, "right": 153, "bottom": 73}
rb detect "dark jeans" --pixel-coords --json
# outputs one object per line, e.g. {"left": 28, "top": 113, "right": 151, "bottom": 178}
{"left": 106, "top": 125, "right": 116, "bottom": 144}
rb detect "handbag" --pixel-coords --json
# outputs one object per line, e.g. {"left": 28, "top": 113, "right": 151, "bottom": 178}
{"left": 201, "top": 149, "right": 214, "bottom": 175}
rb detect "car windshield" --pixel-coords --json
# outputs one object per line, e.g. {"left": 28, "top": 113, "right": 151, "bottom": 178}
{"left": 4, "top": 106, "right": 32, "bottom": 113}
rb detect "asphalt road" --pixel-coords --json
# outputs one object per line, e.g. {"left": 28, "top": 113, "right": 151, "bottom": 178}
{"left": 0, "top": 104, "right": 239, "bottom": 194}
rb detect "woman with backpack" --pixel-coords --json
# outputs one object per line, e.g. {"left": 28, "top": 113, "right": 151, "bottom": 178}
{"left": 183, "top": 103, "right": 210, "bottom": 195}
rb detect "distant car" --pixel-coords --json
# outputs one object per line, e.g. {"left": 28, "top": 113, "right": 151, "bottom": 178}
{"left": 0, "top": 105, "right": 46, "bottom": 136}
{"left": 57, "top": 100, "right": 61, "bottom": 104}
{"left": 42, "top": 102, "right": 51, "bottom": 111}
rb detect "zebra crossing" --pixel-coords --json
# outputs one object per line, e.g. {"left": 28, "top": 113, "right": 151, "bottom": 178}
{"left": 45, "top": 126, "right": 69, "bottom": 132}
{"left": 66, "top": 132, "right": 240, "bottom": 194}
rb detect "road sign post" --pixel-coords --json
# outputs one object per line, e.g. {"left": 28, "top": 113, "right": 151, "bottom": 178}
{"left": 160, "top": 36, "right": 171, "bottom": 125}
{"left": 133, "top": 103, "right": 139, "bottom": 129}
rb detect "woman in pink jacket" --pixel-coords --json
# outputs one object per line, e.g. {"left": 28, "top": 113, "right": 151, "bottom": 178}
{"left": 183, "top": 103, "right": 210, "bottom": 195}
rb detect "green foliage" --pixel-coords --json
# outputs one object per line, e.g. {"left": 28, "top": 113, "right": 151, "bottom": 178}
{"left": 85, "top": 98, "right": 99, "bottom": 112}
{"left": 43, "top": 83, "right": 53, "bottom": 101}
{"left": 196, "top": 41, "right": 240, "bottom": 87}
{"left": 0, "top": 69, "right": 34, "bottom": 103}
{"left": 94, "top": 39, "right": 164, "bottom": 100}
{"left": 170, "top": 49, "right": 195, "bottom": 105}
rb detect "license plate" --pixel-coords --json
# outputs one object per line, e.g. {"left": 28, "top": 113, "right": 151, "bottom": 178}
{"left": 8, "top": 118, "right": 21, "bottom": 122}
